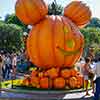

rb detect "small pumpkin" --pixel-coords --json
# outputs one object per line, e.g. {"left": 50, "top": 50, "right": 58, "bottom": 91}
{"left": 31, "top": 77, "right": 39, "bottom": 87}
{"left": 61, "top": 69, "right": 71, "bottom": 78}
{"left": 69, "top": 77, "right": 77, "bottom": 89}
{"left": 15, "top": 0, "right": 48, "bottom": 25}
{"left": 54, "top": 77, "right": 65, "bottom": 89}
{"left": 40, "top": 77, "right": 49, "bottom": 89}
{"left": 46, "top": 68, "right": 59, "bottom": 79}
{"left": 76, "top": 75, "right": 84, "bottom": 88}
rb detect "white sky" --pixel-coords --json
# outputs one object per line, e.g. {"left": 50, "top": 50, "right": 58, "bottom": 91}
{"left": 0, "top": 0, "right": 100, "bottom": 20}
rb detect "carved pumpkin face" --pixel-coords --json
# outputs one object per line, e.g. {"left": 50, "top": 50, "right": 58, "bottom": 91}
{"left": 15, "top": 0, "right": 91, "bottom": 69}
{"left": 27, "top": 16, "right": 84, "bottom": 68}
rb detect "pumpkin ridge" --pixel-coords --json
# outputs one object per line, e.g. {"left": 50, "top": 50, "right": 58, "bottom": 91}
{"left": 73, "top": 7, "right": 89, "bottom": 20}
{"left": 36, "top": 22, "right": 44, "bottom": 67}
{"left": 16, "top": 0, "right": 32, "bottom": 23}
{"left": 31, "top": 0, "right": 42, "bottom": 23}
{"left": 61, "top": 16, "right": 66, "bottom": 67}
{"left": 69, "top": 4, "right": 84, "bottom": 19}
{"left": 21, "top": 0, "right": 37, "bottom": 24}
{"left": 51, "top": 16, "right": 57, "bottom": 67}
{"left": 40, "top": 0, "right": 48, "bottom": 17}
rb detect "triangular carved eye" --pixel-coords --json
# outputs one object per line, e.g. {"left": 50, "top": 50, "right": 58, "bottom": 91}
{"left": 64, "top": 1, "right": 91, "bottom": 28}
{"left": 15, "top": 0, "right": 48, "bottom": 25}
{"left": 63, "top": 26, "right": 69, "bottom": 34}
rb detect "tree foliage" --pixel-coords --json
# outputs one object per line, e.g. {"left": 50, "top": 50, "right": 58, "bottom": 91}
{"left": 80, "top": 27, "right": 100, "bottom": 57}
{"left": 86, "top": 17, "right": 100, "bottom": 28}
{"left": 0, "top": 21, "right": 24, "bottom": 53}
{"left": 48, "top": 1, "right": 63, "bottom": 15}
{"left": 4, "top": 14, "right": 28, "bottom": 32}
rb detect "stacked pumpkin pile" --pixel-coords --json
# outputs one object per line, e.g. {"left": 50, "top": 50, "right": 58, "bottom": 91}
{"left": 22, "top": 67, "right": 83, "bottom": 89}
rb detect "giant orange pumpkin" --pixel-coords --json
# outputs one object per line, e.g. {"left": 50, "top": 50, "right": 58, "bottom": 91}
{"left": 15, "top": 0, "right": 48, "bottom": 25}
{"left": 27, "top": 16, "right": 84, "bottom": 69}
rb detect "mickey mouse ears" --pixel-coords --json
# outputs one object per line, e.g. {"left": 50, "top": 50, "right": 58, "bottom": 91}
{"left": 15, "top": 0, "right": 91, "bottom": 27}
{"left": 64, "top": 1, "right": 92, "bottom": 27}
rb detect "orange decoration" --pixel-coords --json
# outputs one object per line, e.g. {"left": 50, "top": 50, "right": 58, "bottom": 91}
{"left": 61, "top": 69, "right": 71, "bottom": 78}
{"left": 40, "top": 77, "right": 50, "bottom": 89}
{"left": 69, "top": 77, "right": 77, "bottom": 88}
{"left": 15, "top": 0, "right": 92, "bottom": 89}
{"left": 38, "top": 72, "right": 44, "bottom": 78}
{"left": 66, "top": 79, "right": 69, "bottom": 85}
{"left": 27, "top": 16, "right": 84, "bottom": 69}
{"left": 70, "top": 69, "right": 77, "bottom": 76}
{"left": 15, "top": 0, "right": 48, "bottom": 25}
{"left": 31, "top": 70, "right": 37, "bottom": 77}
{"left": 22, "top": 78, "right": 30, "bottom": 86}
{"left": 64, "top": 1, "right": 91, "bottom": 27}
{"left": 31, "top": 77, "right": 39, "bottom": 87}
{"left": 54, "top": 77, "right": 65, "bottom": 89}
{"left": 76, "top": 75, "right": 84, "bottom": 88}
{"left": 46, "top": 68, "right": 59, "bottom": 79}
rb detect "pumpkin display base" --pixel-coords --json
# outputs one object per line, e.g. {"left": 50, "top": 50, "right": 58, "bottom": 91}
{"left": 1, "top": 80, "right": 92, "bottom": 100}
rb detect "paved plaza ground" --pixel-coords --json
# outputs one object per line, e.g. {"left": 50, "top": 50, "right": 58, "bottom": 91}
{"left": 0, "top": 73, "right": 95, "bottom": 100}
{"left": 0, "top": 89, "right": 94, "bottom": 100}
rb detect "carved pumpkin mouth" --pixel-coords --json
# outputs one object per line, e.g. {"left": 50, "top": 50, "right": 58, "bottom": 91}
{"left": 57, "top": 46, "right": 82, "bottom": 56}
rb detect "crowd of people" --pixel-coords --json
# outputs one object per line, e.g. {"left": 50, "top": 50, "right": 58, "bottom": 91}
{"left": 0, "top": 51, "right": 17, "bottom": 80}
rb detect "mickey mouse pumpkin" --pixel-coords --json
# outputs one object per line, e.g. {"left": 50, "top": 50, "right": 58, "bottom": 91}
{"left": 15, "top": 0, "right": 91, "bottom": 89}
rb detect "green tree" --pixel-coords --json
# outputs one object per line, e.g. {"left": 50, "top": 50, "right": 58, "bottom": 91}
{"left": 80, "top": 27, "right": 100, "bottom": 57}
{"left": 0, "top": 21, "right": 24, "bottom": 53}
{"left": 86, "top": 17, "right": 100, "bottom": 28}
{"left": 48, "top": 0, "right": 63, "bottom": 15}
{"left": 4, "top": 14, "right": 28, "bottom": 32}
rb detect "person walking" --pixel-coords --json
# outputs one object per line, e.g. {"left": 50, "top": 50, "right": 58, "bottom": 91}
{"left": 0, "top": 52, "right": 6, "bottom": 79}
{"left": 94, "top": 57, "right": 100, "bottom": 100}
{"left": 5, "top": 53, "right": 12, "bottom": 79}
{"left": 82, "top": 57, "right": 92, "bottom": 95}
{"left": 12, "top": 53, "right": 17, "bottom": 79}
